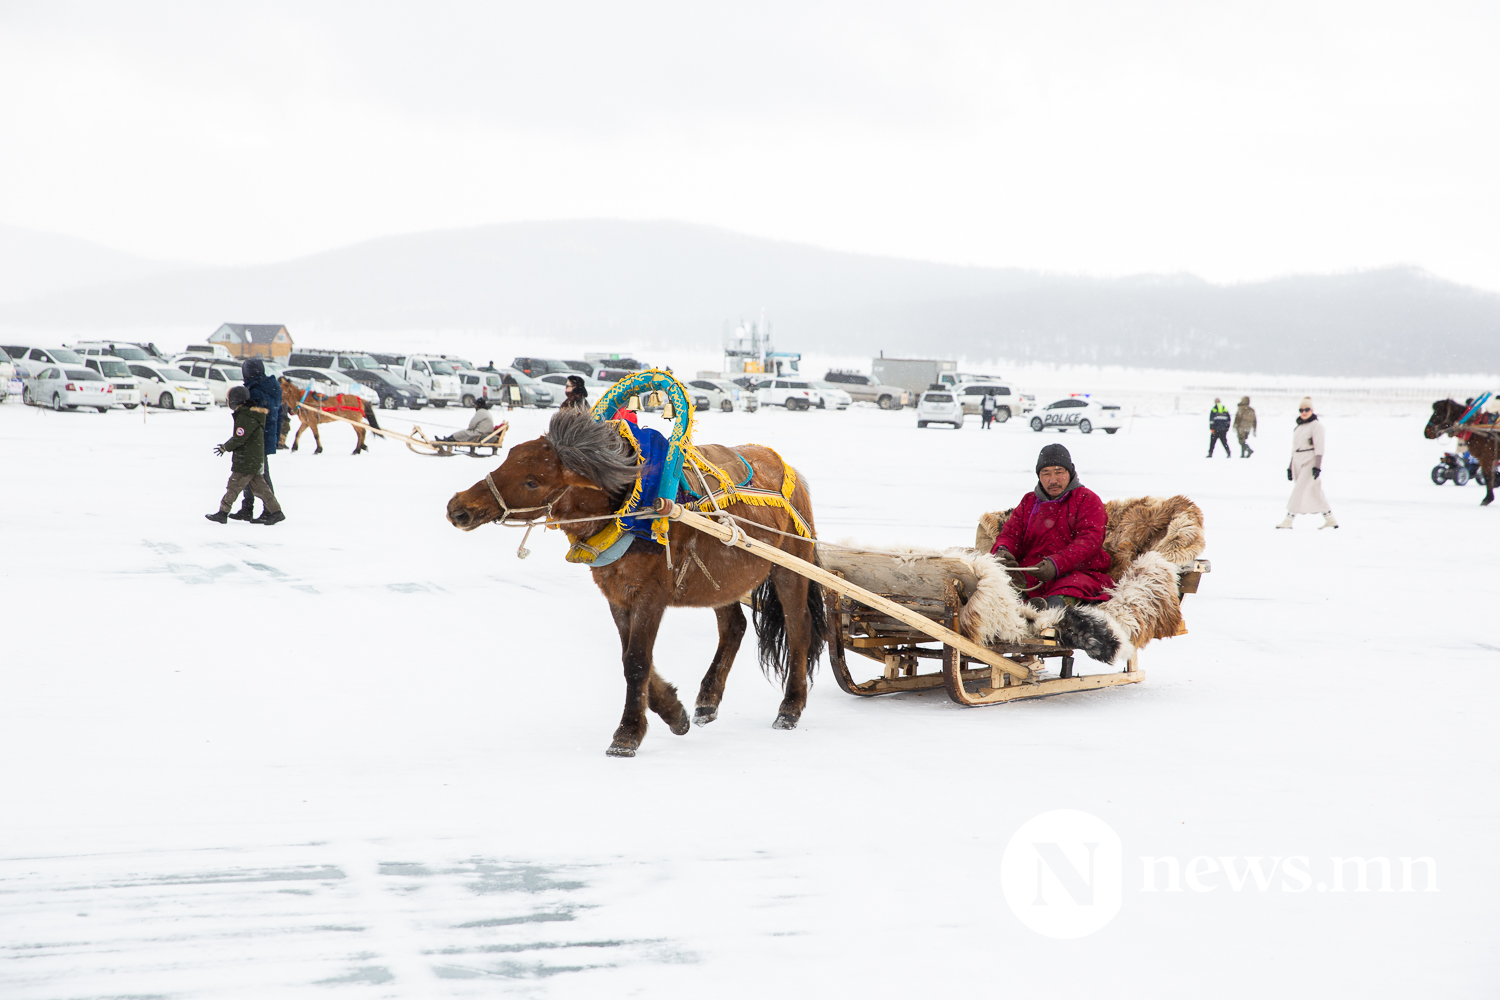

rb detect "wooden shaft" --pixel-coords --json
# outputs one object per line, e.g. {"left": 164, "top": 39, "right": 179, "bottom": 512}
{"left": 653, "top": 499, "right": 1032, "bottom": 682}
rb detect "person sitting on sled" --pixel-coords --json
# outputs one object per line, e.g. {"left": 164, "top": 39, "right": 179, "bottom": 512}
{"left": 990, "top": 443, "right": 1113, "bottom": 609}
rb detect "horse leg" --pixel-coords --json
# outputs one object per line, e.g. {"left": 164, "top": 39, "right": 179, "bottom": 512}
{"left": 291, "top": 421, "right": 304, "bottom": 452}
{"left": 607, "top": 599, "right": 666, "bottom": 757}
{"left": 694, "top": 603, "right": 747, "bottom": 726}
{"left": 1483, "top": 461, "right": 1496, "bottom": 506}
{"left": 647, "top": 665, "right": 691, "bottom": 736}
{"left": 769, "top": 566, "right": 814, "bottom": 730}
{"left": 351, "top": 426, "right": 364, "bottom": 455}
{"left": 311, "top": 419, "right": 323, "bottom": 455}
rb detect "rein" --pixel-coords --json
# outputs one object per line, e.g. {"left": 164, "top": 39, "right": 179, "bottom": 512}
{"left": 484, "top": 471, "right": 555, "bottom": 559}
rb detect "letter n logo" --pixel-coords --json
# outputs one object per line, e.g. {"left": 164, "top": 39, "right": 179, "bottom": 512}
{"left": 1001, "top": 810, "right": 1123, "bottom": 938}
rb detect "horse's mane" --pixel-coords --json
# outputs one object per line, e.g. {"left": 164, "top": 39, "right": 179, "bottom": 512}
{"left": 546, "top": 409, "right": 639, "bottom": 494}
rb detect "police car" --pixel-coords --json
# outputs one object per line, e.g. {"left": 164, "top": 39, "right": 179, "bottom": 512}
{"left": 1029, "top": 395, "right": 1122, "bottom": 434}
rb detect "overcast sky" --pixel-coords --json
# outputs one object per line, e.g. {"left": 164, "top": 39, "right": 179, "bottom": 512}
{"left": 3, "top": 1, "right": 1498, "bottom": 288}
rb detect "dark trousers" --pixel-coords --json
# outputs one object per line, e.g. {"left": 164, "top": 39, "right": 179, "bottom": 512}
{"left": 239, "top": 455, "right": 273, "bottom": 508}
{"left": 222, "top": 469, "right": 281, "bottom": 514}
{"left": 981, "top": 410, "right": 994, "bottom": 428}
{"left": 1208, "top": 429, "right": 1230, "bottom": 456}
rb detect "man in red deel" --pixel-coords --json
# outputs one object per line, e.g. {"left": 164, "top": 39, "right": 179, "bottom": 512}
{"left": 990, "top": 443, "right": 1113, "bottom": 609}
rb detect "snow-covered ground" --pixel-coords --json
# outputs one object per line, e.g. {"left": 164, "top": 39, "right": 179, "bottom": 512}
{"left": 1, "top": 393, "right": 1495, "bottom": 997}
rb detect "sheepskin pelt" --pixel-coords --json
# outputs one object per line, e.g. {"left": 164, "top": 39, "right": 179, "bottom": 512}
{"left": 974, "top": 508, "right": 1013, "bottom": 554}
{"left": 1101, "top": 495, "right": 1205, "bottom": 581}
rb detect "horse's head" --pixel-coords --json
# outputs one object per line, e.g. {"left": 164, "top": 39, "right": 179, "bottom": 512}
{"left": 446, "top": 409, "right": 638, "bottom": 532}
{"left": 1424, "top": 399, "right": 1463, "bottom": 440}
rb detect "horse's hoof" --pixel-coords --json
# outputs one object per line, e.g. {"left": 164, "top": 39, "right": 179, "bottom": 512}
{"left": 669, "top": 711, "right": 690, "bottom": 736}
{"left": 605, "top": 742, "right": 637, "bottom": 758}
{"left": 693, "top": 706, "right": 718, "bottom": 726}
{"left": 772, "top": 712, "right": 800, "bottom": 730}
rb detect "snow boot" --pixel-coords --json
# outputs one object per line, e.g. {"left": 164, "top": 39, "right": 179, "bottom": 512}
{"left": 254, "top": 510, "right": 286, "bottom": 526}
{"left": 1276, "top": 514, "right": 1295, "bottom": 529}
{"left": 205, "top": 511, "right": 229, "bottom": 524}
{"left": 1320, "top": 513, "right": 1339, "bottom": 530}
{"left": 228, "top": 502, "right": 256, "bottom": 521}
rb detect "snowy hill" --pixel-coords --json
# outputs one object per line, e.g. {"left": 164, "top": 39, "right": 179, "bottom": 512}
{"left": 0, "top": 224, "right": 190, "bottom": 304}
{"left": 1, "top": 219, "right": 1495, "bottom": 376}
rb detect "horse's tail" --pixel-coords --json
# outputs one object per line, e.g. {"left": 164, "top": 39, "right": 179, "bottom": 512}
{"left": 750, "top": 550, "right": 829, "bottom": 687}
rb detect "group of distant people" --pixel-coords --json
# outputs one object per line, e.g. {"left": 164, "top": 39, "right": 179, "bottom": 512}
{"left": 1208, "top": 394, "right": 1336, "bottom": 529}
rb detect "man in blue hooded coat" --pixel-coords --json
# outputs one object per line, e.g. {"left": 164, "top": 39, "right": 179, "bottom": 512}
{"left": 232, "top": 358, "right": 283, "bottom": 520}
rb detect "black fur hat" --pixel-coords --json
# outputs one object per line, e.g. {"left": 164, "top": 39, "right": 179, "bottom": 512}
{"left": 474, "top": 397, "right": 490, "bottom": 409}
{"left": 226, "top": 385, "right": 250, "bottom": 407}
{"left": 242, "top": 358, "right": 265, "bottom": 380}
{"left": 1036, "top": 443, "right": 1075, "bottom": 476}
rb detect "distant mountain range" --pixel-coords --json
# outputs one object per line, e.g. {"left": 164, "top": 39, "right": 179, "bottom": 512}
{"left": 2, "top": 219, "right": 1495, "bottom": 376}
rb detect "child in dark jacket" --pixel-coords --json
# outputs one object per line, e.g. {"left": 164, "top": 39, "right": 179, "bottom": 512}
{"left": 206, "top": 386, "right": 285, "bottom": 525}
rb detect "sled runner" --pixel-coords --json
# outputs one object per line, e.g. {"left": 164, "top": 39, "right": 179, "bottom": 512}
{"left": 406, "top": 423, "right": 509, "bottom": 458}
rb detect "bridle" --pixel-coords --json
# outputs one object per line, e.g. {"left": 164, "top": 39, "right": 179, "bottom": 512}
{"left": 483, "top": 471, "right": 554, "bottom": 525}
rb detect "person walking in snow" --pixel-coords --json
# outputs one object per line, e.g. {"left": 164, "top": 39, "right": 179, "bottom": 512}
{"left": 980, "top": 392, "right": 997, "bottom": 429}
{"left": 231, "top": 358, "right": 283, "bottom": 521}
{"left": 206, "top": 386, "right": 284, "bottom": 525}
{"left": 1234, "top": 395, "right": 1257, "bottom": 457}
{"left": 990, "top": 443, "right": 1114, "bottom": 609}
{"left": 1278, "top": 397, "right": 1337, "bottom": 529}
{"left": 1207, "top": 398, "right": 1232, "bottom": 457}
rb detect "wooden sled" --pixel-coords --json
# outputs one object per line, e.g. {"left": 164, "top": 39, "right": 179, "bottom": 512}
{"left": 650, "top": 497, "right": 1208, "bottom": 709}
{"left": 406, "top": 423, "right": 509, "bottom": 457}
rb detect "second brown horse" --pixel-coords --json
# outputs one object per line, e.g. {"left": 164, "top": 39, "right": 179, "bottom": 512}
{"left": 446, "top": 409, "right": 828, "bottom": 757}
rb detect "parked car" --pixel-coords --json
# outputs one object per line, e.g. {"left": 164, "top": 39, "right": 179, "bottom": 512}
{"left": 490, "top": 368, "right": 556, "bottom": 408}
{"left": 7, "top": 345, "right": 88, "bottom": 368}
{"left": 917, "top": 389, "right": 965, "bottom": 429}
{"left": 345, "top": 367, "right": 428, "bottom": 409}
{"left": 81, "top": 356, "right": 142, "bottom": 408}
{"left": 686, "top": 379, "right": 743, "bottom": 412}
{"left": 375, "top": 354, "right": 462, "bottom": 407}
{"left": 456, "top": 369, "right": 503, "bottom": 406}
{"left": 0, "top": 352, "right": 15, "bottom": 402}
{"left": 128, "top": 363, "right": 213, "bottom": 409}
{"left": 512, "top": 357, "right": 578, "bottom": 378}
{"left": 176, "top": 359, "right": 249, "bottom": 405}
{"left": 755, "top": 378, "right": 821, "bottom": 411}
{"left": 956, "top": 382, "right": 1029, "bottom": 421}
{"left": 594, "top": 368, "right": 640, "bottom": 383}
{"left": 1030, "top": 396, "right": 1122, "bottom": 434}
{"left": 808, "top": 380, "right": 853, "bottom": 411}
{"left": 280, "top": 367, "right": 381, "bottom": 406}
{"left": 538, "top": 371, "right": 611, "bottom": 404}
{"left": 820, "top": 370, "right": 909, "bottom": 409}
{"left": 24, "top": 365, "right": 114, "bottom": 411}
{"left": 286, "top": 350, "right": 385, "bottom": 373}
{"left": 562, "top": 360, "right": 595, "bottom": 376}
{"left": 644, "top": 388, "right": 710, "bottom": 412}
{"left": 181, "top": 344, "right": 232, "bottom": 359}
{"left": 70, "top": 340, "right": 168, "bottom": 363}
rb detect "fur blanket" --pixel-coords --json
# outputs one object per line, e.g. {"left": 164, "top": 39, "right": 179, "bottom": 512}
{"left": 858, "top": 495, "right": 1206, "bottom": 666}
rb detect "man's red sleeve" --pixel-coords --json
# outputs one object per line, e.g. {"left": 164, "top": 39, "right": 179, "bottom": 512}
{"left": 1045, "top": 490, "right": 1107, "bottom": 575}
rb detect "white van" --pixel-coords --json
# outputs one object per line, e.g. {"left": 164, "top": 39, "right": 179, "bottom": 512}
{"left": 81, "top": 356, "right": 142, "bottom": 408}
{"left": 371, "top": 354, "right": 461, "bottom": 407}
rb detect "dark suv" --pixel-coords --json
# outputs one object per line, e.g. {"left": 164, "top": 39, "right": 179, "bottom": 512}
{"left": 512, "top": 358, "right": 578, "bottom": 378}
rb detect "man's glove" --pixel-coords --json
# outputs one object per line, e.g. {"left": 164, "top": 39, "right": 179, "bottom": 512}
{"left": 213, "top": 445, "right": 225, "bottom": 456}
{"left": 1312, "top": 467, "right": 1321, "bottom": 479}
{"left": 1033, "top": 559, "right": 1058, "bottom": 582}
{"left": 1287, "top": 467, "right": 1293, "bottom": 481}
{"left": 994, "top": 548, "right": 1018, "bottom": 568}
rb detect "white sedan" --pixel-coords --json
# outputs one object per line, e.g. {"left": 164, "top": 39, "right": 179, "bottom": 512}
{"left": 130, "top": 363, "right": 213, "bottom": 409}
{"left": 809, "top": 380, "right": 853, "bottom": 410}
{"left": 1029, "top": 396, "right": 1123, "bottom": 435}
{"left": 686, "top": 378, "right": 742, "bottom": 412}
{"left": 25, "top": 365, "right": 115, "bottom": 411}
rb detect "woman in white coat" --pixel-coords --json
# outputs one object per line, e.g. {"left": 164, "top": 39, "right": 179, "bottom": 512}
{"left": 1278, "top": 397, "right": 1337, "bottom": 529}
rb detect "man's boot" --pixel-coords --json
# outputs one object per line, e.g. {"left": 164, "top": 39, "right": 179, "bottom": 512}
{"left": 1276, "top": 513, "right": 1295, "bottom": 529}
{"left": 228, "top": 498, "right": 256, "bottom": 521}
{"left": 254, "top": 510, "right": 286, "bottom": 525}
{"left": 205, "top": 511, "right": 229, "bottom": 524}
{"left": 1320, "top": 513, "right": 1339, "bottom": 530}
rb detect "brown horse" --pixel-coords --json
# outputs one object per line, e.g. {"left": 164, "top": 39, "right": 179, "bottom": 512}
{"left": 280, "top": 377, "right": 379, "bottom": 455}
{"left": 445, "top": 409, "right": 828, "bottom": 757}
{"left": 1425, "top": 399, "right": 1497, "bottom": 506}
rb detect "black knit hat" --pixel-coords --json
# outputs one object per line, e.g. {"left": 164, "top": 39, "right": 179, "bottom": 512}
{"left": 474, "top": 397, "right": 490, "bottom": 409}
{"left": 1036, "top": 443, "right": 1075, "bottom": 476}
{"left": 242, "top": 358, "right": 265, "bottom": 380}
{"left": 226, "top": 385, "right": 250, "bottom": 407}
